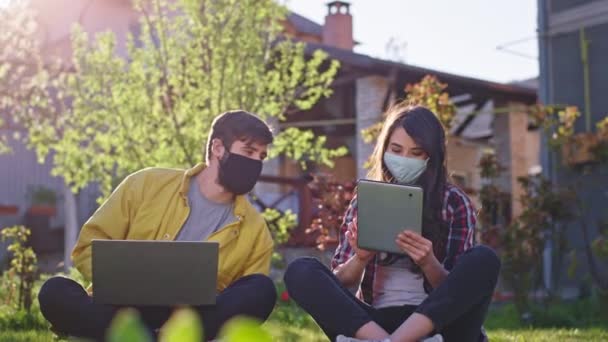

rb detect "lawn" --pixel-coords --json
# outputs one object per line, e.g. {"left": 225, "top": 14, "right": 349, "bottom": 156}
{"left": 487, "top": 329, "right": 608, "bottom": 341}
{"left": 1, "top": 327, "right": 608, "bottom": 342}
{"left": 1, "top": 284, "right": 607, "bottom": 341}
{"left": 267, "top": 323, "right": 608, "bottom": 342}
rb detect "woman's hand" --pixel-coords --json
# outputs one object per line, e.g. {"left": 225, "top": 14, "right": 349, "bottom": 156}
{"left": 345, "top": 217, "right": 376, "bottom": 263}
{"left": 396, "top": 230, "right": 437, "bottom": 268}
{"left": 333, "top": 217, "right": 376, "bottom": 287}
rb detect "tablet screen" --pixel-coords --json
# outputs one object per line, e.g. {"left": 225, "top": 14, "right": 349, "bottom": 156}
{"left": 356, "top": 179, "right": 423, "bottom": 255}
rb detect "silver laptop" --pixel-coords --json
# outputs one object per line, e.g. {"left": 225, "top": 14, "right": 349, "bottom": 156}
{"left": 92, "top": 240, "right": 219, "bottom": 306}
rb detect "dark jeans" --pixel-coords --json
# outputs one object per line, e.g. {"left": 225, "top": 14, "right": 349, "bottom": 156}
{"left": 38, "top": 273, "right": 277, "bottom": 341}
{"left": 284, "top": 245, "right": 500, "bottom": 342}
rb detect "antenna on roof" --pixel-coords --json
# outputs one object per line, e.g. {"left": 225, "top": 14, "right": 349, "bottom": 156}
{"left": 496, "top": 36, "right": 538, "bottom": 60}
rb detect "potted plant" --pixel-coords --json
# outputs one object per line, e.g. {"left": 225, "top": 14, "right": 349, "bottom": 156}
{"left": 562, "top": 132, "right": 598, "bottom": 166}
{"left": 562, "top": 116, "right": 608, "bottom": 166}
{"left": 589, "top": 116, "right": 608, "bottom": 164}
{"left": 26, "top": 185, "right": 58, "bottom": 217}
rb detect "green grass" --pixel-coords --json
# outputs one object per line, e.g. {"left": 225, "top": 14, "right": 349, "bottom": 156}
{"left": 488, "top": 328, "right": 608, "bottom": 341}
{"left": 0, "top": 330, "right": 54, "bottom": 342}
{"left": 485, "top": 300, "right": 608, "bottom": 330}
{"left": 1, "top": 286, "right": 606, "bottom": 341}
{"left": 264, "top": 300, "right": 608, "bottom": 341}
{"left": 265, "top": 321, "right": 326, "bottom": 342}
{"left": 1, "top": 327, "right": 608, "bottom": 342}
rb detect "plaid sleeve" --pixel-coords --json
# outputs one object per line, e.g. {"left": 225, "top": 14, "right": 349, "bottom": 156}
{"left": 443, "top": 187, "right": 476, "bottom": 271}
{"left": 331, "top": 195, "right": 357, "bottom": 270}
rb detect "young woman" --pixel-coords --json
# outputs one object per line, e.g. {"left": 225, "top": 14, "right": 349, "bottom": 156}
{"left": 284, "top": 105, "right": 500, "bottom": 342}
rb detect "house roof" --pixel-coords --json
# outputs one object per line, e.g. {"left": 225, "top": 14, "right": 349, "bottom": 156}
{"left": 304, "top": 42, "right": 537, "bottom": 104}
{"left": 287, "top": 12, "right": 323, "bottom": 37}
{"left": 301, "top": 41, "right": 538, "bottom": 140}
{"left": 287, "top": 11, "right": 360, "bottom": 46}
{"left": 510, "top": 77, "right": 539, "bottom": 90}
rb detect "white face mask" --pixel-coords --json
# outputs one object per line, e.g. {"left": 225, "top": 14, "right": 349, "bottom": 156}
{"left": 383, "top": 152, "right": 429, "bottom": 184}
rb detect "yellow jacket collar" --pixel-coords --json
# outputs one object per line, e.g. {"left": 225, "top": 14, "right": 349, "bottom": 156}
{"left": 181, "top": 163, "right": 248, "bottom": 218}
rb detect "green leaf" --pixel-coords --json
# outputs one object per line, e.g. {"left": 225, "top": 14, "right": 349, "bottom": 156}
{"left": 107, "top": 309, "right": 153, "bottom": 342}
{"left": 219, "top": 316, "right": 272, "bottom": 342}
{"left": 159, "top": 308, "right": 203, "bottom": 342}
{"left": 262, "top": 208, "right": 297, "bottom": 244}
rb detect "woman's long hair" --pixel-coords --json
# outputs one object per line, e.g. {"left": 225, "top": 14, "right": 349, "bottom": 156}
{"left": 367, "top": 104, "right": 448, "bottom": 251}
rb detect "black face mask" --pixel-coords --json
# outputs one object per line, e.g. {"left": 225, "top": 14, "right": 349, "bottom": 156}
{"left": 218, "top": 152, "right": 263, "bottom": 195}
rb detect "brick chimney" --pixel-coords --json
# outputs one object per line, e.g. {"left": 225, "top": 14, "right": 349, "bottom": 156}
{"left": 322, "top": 1, "right": 353, "bottom": 50}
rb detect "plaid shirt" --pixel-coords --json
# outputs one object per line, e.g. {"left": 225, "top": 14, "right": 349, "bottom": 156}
{"left": 331, "top": 183, "right": 477, "bottom": 305}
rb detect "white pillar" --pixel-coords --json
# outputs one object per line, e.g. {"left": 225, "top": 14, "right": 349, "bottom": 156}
{"left": 355, "top": 76, "right": 392, "bottom": 179}
{"left": 543, "top": 234, "right": 553, "bottom": 292}
{"left": 63, "top": 183, "right": 78, "bottom": 272}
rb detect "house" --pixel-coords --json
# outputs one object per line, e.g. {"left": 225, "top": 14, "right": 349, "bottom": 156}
{"left": 1, "top": 1, "right": 539, "bottom": 270}
{"left": 538, "top": 0, "right": 608, "bottom": 295}
{"left": 278, "top": 2, "right": 539, "bottom": 244}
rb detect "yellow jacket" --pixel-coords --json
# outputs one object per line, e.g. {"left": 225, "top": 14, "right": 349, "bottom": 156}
{"left": 71, "top": 163, "right": 274, "bottom": 291}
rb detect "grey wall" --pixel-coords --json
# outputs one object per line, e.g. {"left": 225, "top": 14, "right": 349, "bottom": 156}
{"left": 549, "top": 23, "right": 608, "bottom": 131}
{"left": 0, "top": 131, "right": 101, "bottom": 247}
{"left": 539, "top": 0, "right": 608, "bottom": 294}
{"left": 551, "top": 0, "right": 599, "bottom": 13}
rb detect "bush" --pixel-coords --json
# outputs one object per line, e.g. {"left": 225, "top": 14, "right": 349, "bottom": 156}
{"left": 530, "top": 298, "right": 607, "bottom": 328}
{"left": 0, "top": 273, "right": 49, "bottom": 331}
{"left": 0, "top": 270, "right": 86, "bottom": 332}
{"left": 0, "top": 307, "right": 46, "bottom": 331}
{"left": 306, "top": 173, "right": 355, "bottom": 250}
{"left": 484, "top": 304, "right": 522, "bottom": 330}
{"left": 1, "top": 226, "right": 38, "bottom": 312}
{"left": 485, "top": 299, "right": 608, "bottom": 330}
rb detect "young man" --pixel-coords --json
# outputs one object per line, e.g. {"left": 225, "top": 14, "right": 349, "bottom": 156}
{"left": 38, "top": 110, "right": 277, "bottom": 340}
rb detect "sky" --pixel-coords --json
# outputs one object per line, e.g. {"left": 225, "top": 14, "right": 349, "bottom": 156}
{"left": 0, "top": 0, "right": 539, "bottom": 84}
{"left": 286, "top": 0, "right": 539, "bottom": 84}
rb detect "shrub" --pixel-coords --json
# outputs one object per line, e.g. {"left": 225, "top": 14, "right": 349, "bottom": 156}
{"left": 0, "top": 226, "right": 38, "bottom": 312}
{"left": 306, "top": 173, "right": 355, "bottom": 250}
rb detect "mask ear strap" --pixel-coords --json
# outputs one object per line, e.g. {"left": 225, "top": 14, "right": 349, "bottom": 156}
{"left": 218, "top": 140, "right": 231, "bottom": 163}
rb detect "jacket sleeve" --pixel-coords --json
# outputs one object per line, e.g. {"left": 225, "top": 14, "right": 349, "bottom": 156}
{"left": 71, "top": 173, "right": 143, "bottom": 282}
{"left": 241, "top": 221, "right": 274, "bottom": 276}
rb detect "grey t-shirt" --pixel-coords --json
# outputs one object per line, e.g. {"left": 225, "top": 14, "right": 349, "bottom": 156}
{"left": 372, "top": 254, "right": 428, "bottom": 308}
{"left": 176, "top": 179, "right": 237, "bottom": 241}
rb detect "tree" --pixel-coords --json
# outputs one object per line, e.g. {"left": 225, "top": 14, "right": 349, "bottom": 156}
{"left": 3, "top": 0, "right": 345, "bottom": 268}
{"left": 15, "top": 0, "right": 343, "bottom": 198}
{"left": 1, "top": 1, "right": 75, "bottom": 270}
{"left": 0, "top": 2, "right": 42, "bottom": 154}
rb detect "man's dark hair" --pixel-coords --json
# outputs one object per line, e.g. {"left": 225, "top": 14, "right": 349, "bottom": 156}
{"left": 205, "top": 110, "right": 273, "bottom": 163}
